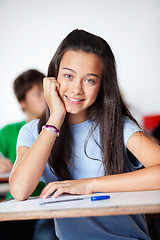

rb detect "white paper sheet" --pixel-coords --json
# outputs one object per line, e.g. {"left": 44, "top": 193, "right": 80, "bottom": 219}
{"left": 0, "top": 191, "right": 160, "bottom": 214}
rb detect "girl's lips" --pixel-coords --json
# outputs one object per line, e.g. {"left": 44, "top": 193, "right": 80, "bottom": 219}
{"left": 65, "top": 95, "right": 84, "bottom": 104}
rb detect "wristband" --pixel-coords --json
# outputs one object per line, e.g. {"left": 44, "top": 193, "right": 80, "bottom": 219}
{"left": 42, "top": 124, "right": 59, "bottom": 137}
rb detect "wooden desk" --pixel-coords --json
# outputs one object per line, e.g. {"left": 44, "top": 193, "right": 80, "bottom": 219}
{"left": 0, "top": 183, "right": 9, "bottom": 197}
{"left": 0, "top": 190, "right": 160, "bottom": 221}
{"left": 0, "top": 172, "right": 10, "bottom": 183}
{"left": 0, "top": 172, "right": 10, "bottom": 200}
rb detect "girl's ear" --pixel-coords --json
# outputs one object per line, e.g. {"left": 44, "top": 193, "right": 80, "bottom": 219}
{"left": 18, "top": 100, "right": 26, "bottom": 112}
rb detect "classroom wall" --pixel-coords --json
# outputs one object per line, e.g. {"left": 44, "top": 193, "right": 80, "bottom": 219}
{"left": 0, "top": 0, "right": 160, "bottom": 127}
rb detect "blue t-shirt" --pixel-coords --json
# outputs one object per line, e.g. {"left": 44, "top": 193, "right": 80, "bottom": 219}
{"left": 17, "top": 118, "right": 150, "bottom": 240}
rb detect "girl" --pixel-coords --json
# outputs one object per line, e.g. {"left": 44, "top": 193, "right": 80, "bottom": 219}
{"left": 10, "top": 29, "right": 160, "bottom": 240}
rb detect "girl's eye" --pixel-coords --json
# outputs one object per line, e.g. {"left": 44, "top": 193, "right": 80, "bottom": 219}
{"left": 85, "top": 79, "right": 95, "bottom": 84}
{"left": 64, "top": 74, "right": 72, "bottom": 79}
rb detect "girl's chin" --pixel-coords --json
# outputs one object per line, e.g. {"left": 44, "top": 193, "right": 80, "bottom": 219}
{"left": 66, "top": 109, "right": 81, "bottom": 115}
{"left": 65, "top": 106, "right": 81, "bottom": 113}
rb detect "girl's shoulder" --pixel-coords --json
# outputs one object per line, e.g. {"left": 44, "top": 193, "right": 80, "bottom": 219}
{"left": 21, "top": 119, "right": 39, "bottom": 132}
{"left": 17, "top": 119, "right": 39, "bottom": 148}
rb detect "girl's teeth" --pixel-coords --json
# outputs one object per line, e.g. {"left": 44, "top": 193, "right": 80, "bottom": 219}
{"left": 67, "top": 96, "right": 82, "bottom": 102}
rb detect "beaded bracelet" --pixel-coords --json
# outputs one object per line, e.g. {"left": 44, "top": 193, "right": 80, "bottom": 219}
{"left": 42, "top": 124, "right": 59, "bottom": 137}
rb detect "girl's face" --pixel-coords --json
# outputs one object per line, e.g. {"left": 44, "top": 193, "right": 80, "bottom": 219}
{"left": 57, "top": 50, "right": 103, "bottom": 124}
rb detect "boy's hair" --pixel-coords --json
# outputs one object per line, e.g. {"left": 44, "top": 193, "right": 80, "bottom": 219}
{"left": 13, "top": 69, "right": 45, "bottom": 101}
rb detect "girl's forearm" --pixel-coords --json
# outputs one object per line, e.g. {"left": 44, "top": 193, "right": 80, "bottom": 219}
{"left": 9, "top": 129, "right": 57, "bottom": 201}
{"left": 93, "top": 165, "right": 160, "bottom": 193}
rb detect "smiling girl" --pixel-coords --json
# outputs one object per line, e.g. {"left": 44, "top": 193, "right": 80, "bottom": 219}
{"left": 10, "top": 29, "right": 160, "bottom": 240}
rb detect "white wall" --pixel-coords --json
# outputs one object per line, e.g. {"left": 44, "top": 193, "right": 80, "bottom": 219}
{"left": 0, "top": 0, "right": 160, "bottom": 127}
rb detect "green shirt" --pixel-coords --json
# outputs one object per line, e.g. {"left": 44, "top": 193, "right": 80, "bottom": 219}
{"left": 0, "top": 121, "right": 45, "bottom": 199}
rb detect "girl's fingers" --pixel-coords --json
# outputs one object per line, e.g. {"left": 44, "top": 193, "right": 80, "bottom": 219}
{"left": 43, "top": 77, "right": 65, "bottom": 116}
{"left": 43, "top": 77, "right": 56, "bottom": 84}
{"left": 42, "top": 186, "right": 56, "bottom": 199}
{"left": 51, "top": 187, "right": 65, "bottom": 199}
{"left": 40, "top": 182, "right": 69, "bottom": 198}
{"left": 43, "top": 77, "right": 59, "bottom": 92}
{"left": 40, "top": 179, "right": 90, "bottom": 199}
{"left": 40, "top": 182, "right": 58, "bottom": 198}
{"left": 41, "top": 185, "right": 56, "bottom": 199}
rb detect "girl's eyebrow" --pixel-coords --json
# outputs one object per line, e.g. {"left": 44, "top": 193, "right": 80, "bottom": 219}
{"left": 87, "top": 73, "right": 99, "bottom": 78}
{"left": 62, "top": 67, "right": 76, "bottom": 73}
{"left": 62, "top": 67, "right": 99, "bottom": 78}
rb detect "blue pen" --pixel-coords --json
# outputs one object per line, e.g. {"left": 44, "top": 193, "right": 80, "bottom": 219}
{"left": 91, "top": 195, "right": 110, "bottom": 201}
{"left": 39, "top": 195, "right": 110, "bottom": 205}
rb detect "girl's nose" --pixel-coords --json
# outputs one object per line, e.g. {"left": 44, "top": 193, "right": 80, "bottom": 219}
{"left": 71, "top": 81, "right": 83, "bottom": 95}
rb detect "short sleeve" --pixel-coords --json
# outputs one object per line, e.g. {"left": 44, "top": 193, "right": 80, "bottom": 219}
{"left": 17, "top": 119, "right": 39, "bottom": 148}
{"left": 123, "top": 118, "right": 142, "bottom": 169}
{"left": 123, "top": 118, "right": 142, "bottom": 147}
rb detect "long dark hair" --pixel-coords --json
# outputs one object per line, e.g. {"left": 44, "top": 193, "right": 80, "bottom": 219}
{"left": 38, "top": 29, "right": 138, "bottom": 180}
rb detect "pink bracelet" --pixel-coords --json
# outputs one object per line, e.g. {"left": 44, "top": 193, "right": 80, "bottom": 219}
{"left": 42, "top": 124, "right": 59, "bottom": 137}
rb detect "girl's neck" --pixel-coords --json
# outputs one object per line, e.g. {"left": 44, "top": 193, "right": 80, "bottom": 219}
{"left": 67, "top": 111, "right": 88, "bottom": 125}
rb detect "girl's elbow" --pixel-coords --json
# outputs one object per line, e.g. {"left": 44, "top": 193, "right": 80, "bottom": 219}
{"left": 9, "top": 179, "right": 29, "bottom": 201}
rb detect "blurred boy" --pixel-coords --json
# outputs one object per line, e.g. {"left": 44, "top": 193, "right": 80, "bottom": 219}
{"left": 0, "top": 69, "right": 45, "bottom": 176}
{"left": 0, "top": 69, "right": 58, "bottom": 240}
